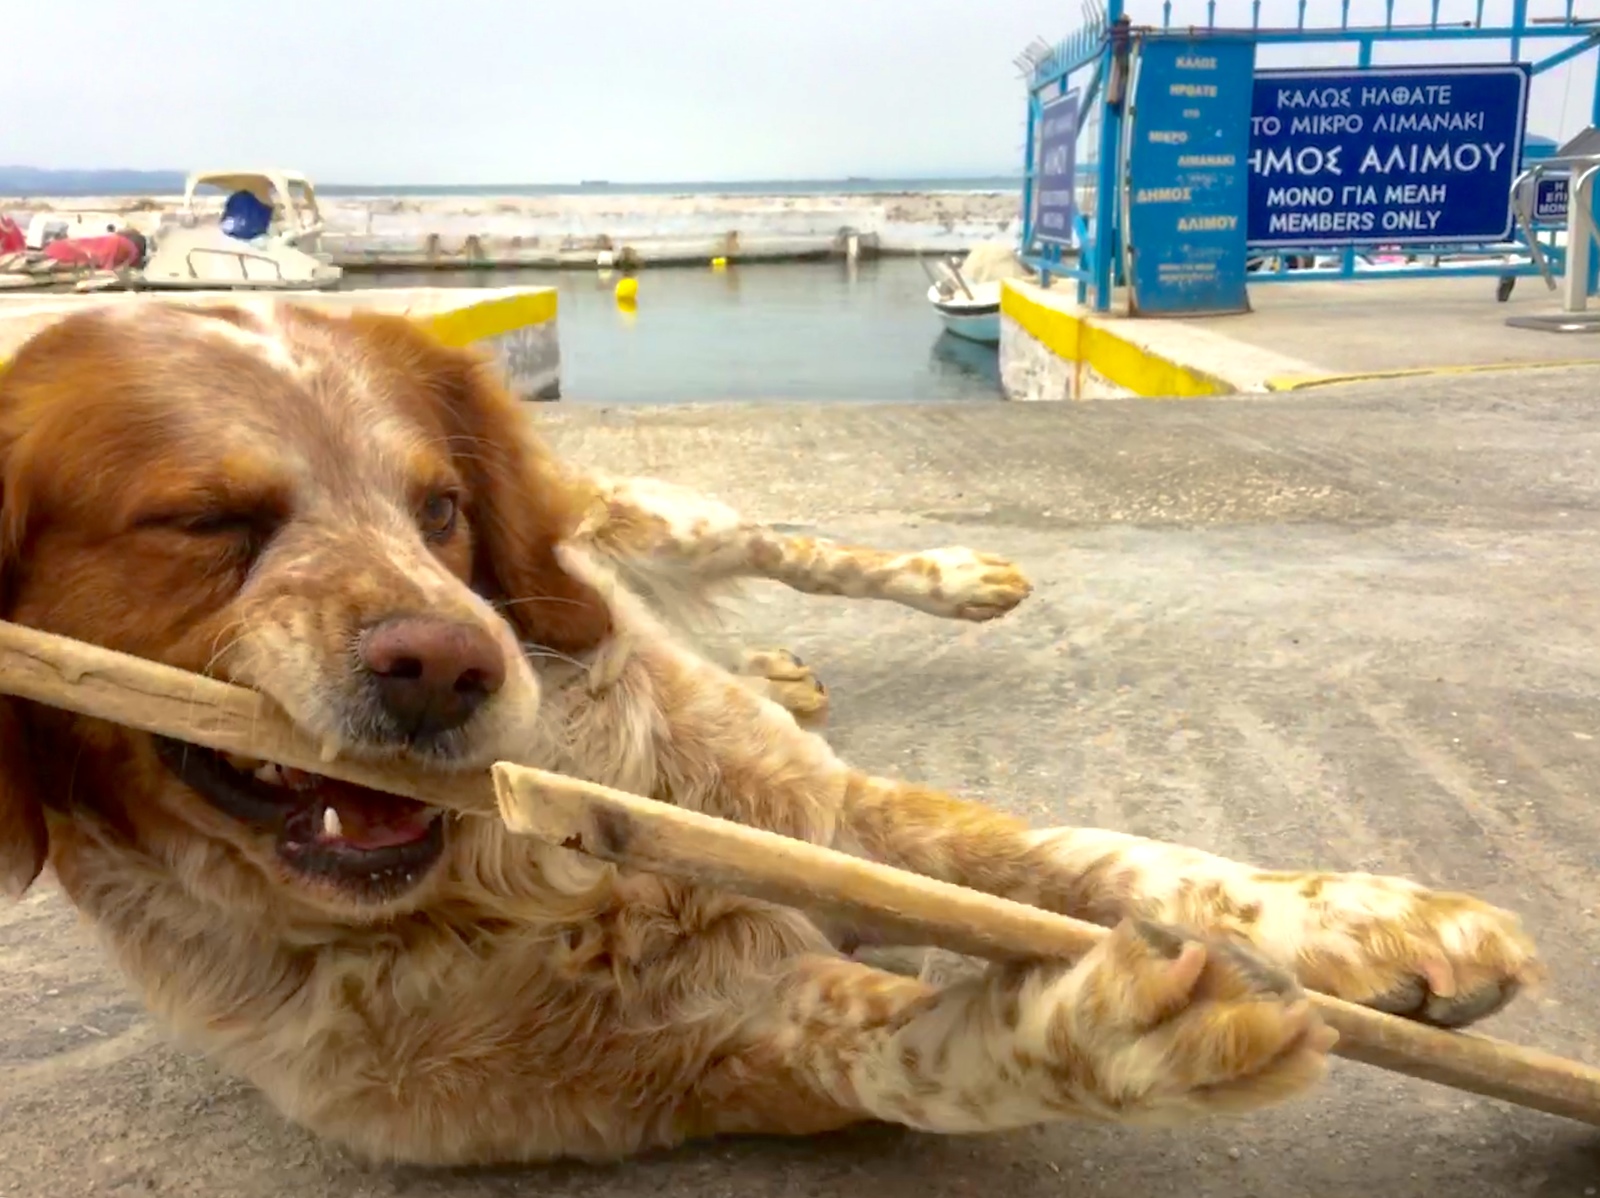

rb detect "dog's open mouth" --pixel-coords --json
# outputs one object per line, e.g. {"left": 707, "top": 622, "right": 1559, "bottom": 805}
{"left": 153, "top": 737, "right": 446, "bottom": 899}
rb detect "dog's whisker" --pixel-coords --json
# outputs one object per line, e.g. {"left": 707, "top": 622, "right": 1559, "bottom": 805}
{"left": 520, "top": 643, "right": 588, "bottom": 671}
{"left": 495, "top": 595, "right": 588, "bottom": 610}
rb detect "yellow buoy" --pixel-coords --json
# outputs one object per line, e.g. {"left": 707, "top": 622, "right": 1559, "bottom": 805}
{"left": 710, "top": 256, "right": 727, "bottom": 270}
{"left": 615, "top": 276, "right": 638, "bottom": 302}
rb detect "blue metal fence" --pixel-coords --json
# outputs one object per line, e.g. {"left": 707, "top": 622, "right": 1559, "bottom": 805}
{"left": 1019, "top": 1, "right": 1600, "bottom": 313}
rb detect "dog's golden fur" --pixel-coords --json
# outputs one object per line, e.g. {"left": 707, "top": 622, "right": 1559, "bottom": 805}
{"left": 0, "top": 302, "right": 1542, "bottom": 1165}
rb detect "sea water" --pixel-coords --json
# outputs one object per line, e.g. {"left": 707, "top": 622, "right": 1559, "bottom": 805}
{"left": 355, "top": 258, "right": 1003, "bottom": 404}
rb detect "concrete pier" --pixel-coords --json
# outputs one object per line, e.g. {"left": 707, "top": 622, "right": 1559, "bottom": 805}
{"left": 1, "top": 190, "right": 1020, "bottom": 270}
{"left": 999, "top": 274, "right": 1600, "bottom": 400}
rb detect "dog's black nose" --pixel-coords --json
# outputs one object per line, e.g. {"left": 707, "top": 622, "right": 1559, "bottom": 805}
{"left": 360, "top": 617, "right": 506, "bottom": 740}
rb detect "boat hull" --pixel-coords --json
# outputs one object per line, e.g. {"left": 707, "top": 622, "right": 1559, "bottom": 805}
{"left": 935, "top": 306, "right": 1000, "bottom": 344}
{"left": 928, "top": 281, "right": 1001, "bottom": 345}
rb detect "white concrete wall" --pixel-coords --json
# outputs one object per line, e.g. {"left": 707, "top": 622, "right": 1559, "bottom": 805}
{"left": 997, "top": 313, "right": 1135, "bottom": 401}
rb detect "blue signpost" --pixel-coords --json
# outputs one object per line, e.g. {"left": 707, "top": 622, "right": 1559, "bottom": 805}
{"left": 1125, "top": 36, "right": 1257, "bottom": 315}
{"left": 1247, "top": 64, "right": 1531, "bottom": 248}
{"left": 1020, "top": 4, "right": 1598, "bottom": 315}
{"left": 1031, "top": 90, "right": 1080, "bottom": 249}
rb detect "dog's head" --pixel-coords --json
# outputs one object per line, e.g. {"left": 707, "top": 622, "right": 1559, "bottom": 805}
{"left": 0, "top": 302, "right": 609, "bottom": 920}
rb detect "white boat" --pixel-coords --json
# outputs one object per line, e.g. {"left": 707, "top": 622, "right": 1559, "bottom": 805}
{"left": 0, "top": 168, "right": 343, "bottom": 293}
{"left": 140, "top": 168, "right": 342, "bottom": 290}
{"left": 923, "top": 241, "right": 1034, "bottom": 346}
{"left": 927, "top": 279, "right": 1001, "bottom": 344}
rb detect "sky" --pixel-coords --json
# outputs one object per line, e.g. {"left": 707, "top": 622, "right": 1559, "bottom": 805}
{"left": 5, "top": 0, "right": 1596, "bottom": 185}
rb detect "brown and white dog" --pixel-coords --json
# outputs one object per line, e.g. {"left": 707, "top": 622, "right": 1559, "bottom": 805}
{"left": 0, "top": 302, "right": 1540, "bottom": 1166}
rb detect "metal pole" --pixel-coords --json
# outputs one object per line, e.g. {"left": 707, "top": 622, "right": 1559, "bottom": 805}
{"left": 1093, "top": 1, "right": 1127, "bottom": 311}
{"left": 1562, "top": 164, "right": 1600, "bottom": 312}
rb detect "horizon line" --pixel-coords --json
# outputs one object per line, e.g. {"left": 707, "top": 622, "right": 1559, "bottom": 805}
{"left": 1, "top": 166, "right": 1024, "bottom": 187}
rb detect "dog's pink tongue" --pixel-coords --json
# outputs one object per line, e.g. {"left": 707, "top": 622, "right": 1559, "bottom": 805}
{"left": 317, "top": 780, "right": 435, "bottom": 849}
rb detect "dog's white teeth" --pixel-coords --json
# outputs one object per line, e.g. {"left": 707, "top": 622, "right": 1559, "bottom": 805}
{"left": 253, "top": 762, "right": 286, "bottom": 786}
{"left": 322, "top": 806, "right": 343, "bottom": 838}
{"left": 318, "top": 734, "right": 341, "bottom": 764}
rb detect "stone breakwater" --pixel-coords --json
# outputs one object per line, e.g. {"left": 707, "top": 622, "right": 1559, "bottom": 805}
{"left": 1, "top": 190, "right": 1021, "bottom": 269}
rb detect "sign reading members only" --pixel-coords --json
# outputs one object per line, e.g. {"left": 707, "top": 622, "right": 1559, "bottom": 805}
{"left": 1247, "top": 64, "right": 1531, "bottom": 247}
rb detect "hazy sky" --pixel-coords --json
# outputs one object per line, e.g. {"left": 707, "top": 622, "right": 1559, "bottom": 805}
{"left": 6, "top": 1, "right": 1595, "bottom": 184}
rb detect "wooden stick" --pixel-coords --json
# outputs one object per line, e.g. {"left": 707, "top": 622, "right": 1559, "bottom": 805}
{"left": 491, "top": 764, "right": 1600, "bottom": 1126}
{"left": 0, "top": 619, "right": 501, "bottom": 814}
{"left": 0, "top": 618, "right": 1598, "bottom": 1125}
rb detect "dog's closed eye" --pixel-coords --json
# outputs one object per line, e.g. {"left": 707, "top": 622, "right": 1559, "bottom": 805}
{"left": 134, "top": 505, "right": 284, "bottom": 567}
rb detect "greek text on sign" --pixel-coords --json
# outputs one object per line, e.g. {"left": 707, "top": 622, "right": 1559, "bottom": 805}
{"left": 1247, "top": 64, "right": 1530, "bottom": 247}
{"left": 1126, "top": 35, "right": 1255, "bottom": 315}
{"left": 1032, "top": 89, "right": 1080, "bottom": 249}
{"left": 1534, "top": 174, "right": 1568, "bottom": 223}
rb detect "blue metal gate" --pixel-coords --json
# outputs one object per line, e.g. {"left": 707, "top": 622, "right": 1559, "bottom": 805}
{"left": 1018, "top": 2, "right": 1600, "bottom": 314}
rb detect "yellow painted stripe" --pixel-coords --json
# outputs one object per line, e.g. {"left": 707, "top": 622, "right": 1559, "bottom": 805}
{"left": 1000, "top": 281, "right": 1234, "bottom": 398}
{"left": 1267, "top": 357, "right": 1600, "bottom": 391}
{"left": 0, "top": 288, "right": 560, "bottom": 370}
{"left": 425, "top": 288, "right": 557, "bottom": 347}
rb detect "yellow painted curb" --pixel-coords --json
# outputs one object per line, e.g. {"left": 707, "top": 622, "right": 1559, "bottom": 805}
{"left": 1267, "top": 357, "right": 1600, "bottom": 391}
{"left": 1000, "top": 281, "right": 1235, "bottom": 399}
{"left": 424, "top": 288, "right": 558, "bottom": 348}
{"left": 0, "top": 288, "right": 561, "bottom": 372}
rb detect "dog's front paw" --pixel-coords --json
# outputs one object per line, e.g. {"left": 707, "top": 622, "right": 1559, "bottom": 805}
{"left": 736, "top": 648, "right": 829, "bottom": 726}
{"left": 1029, "top": 918, "right": 1334, "bottom": 1121}
{"left": 890, "top": 548, "right": 1031, "bottom": 622}
{"left": 1278, "top": 876, "right": 1541, "bottom": 1028}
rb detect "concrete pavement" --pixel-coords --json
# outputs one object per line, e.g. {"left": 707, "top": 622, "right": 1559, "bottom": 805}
{"left": 7, "top": 373, "right": 1600, "bottom": 1196}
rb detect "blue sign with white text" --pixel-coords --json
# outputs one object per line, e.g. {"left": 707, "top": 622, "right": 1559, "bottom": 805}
{"left": 1535, "top": 174, "right": 1569, "bottom": 223}
{"left": 1032, "top": 89, "right": 1080, "bottom": 249}
{"left": 1126, "top": 36, "right": 1256, "bottom": 315}
{"left": 1248, "top": 64, "right": 1530, "bottom": 247}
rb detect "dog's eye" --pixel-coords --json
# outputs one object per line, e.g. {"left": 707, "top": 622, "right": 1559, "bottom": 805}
{"left": 177, "top": 512, "right": 264, "bottom": 537}
{"left": 135, "top": 508, "right": 279, "bottom": 566}
{"left": 418, "top": 491, "right": 459, "bottom": 541}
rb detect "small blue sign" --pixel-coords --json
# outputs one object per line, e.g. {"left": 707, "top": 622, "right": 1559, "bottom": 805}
{"left": 1032, "top": 89, "right": 1080, "bottom": 248}
{"left": 1534, "top": 174, "right": 1569, "bottom": 223}
{"left": 1126, "top": 35, "right": 1257, "bottom": 315}
{"left": 1248, "top": 64, "right": 1530, "bottom": 247}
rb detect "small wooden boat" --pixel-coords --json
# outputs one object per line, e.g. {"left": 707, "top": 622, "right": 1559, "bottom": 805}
{"left": 927, "top": 278, "right": 1001, "bottom": 344}
{"left": 922, "top": 251, "right": 1003, "bottom": 345}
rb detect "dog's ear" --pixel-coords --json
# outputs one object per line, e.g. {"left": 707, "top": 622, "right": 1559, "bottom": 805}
{"left": 0, "top": 367, "right": 48, "bottom": 898}
{"left": 350, "top": 314, "right": 612, "bottom": 655}
{"left": 0, "top": 697, "right": 46, "bottom": 899}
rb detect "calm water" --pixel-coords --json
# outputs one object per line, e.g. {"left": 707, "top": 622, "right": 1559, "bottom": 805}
{"left": 359, "top": 258, "right": 1003, "bottom": 404}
